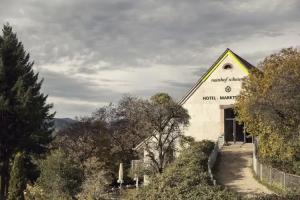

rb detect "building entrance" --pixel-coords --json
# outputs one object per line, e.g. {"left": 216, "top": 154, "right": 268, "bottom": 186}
{"left": 224, "top": 108, "right": 251, "bottom": 143}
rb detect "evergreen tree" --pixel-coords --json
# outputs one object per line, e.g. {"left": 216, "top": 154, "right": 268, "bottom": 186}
{"left": 8, "top": 152, "right": 27, "bottom": 200}
{"left": 0, "top": 24, "right": 54, "bottom": 198}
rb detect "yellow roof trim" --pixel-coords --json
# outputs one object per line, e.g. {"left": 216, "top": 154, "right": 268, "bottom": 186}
{"left": 179, "top": 49, "right": 253, "bottom": 105}
{"left": 201, "top": 52, "right": 229, "bottom": 82}
{"left": 228, "top": 51, "right": 250, "bottom": 75}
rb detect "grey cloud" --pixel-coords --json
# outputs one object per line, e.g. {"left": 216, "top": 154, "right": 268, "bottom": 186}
{"left": 164, "top": 81, "right": 194, "bottom": 89}
{"left": 1, "top": 0, "right": 300, "bottom": 117}
{"left": 132, "top": 84, "right": 192, "bottom": 102}
{"left": 53, "top": 100, "right": 102, "bottom": 119}
{"left": 163, "top": 81, "right": 194, "bottom": 101}
{"left": 1, "top": 0, "right": 300, "bottom": 70}
{"left": 41, "top": 70, "right": 124, "bottom": 103}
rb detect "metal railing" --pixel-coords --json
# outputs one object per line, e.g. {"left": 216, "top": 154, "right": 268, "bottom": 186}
{"left": 208, "top": 135, "right": 224, "bottom": 185}
{"left": 252, "top": 140, "right": 300, "bottom": 193}
{"left": 131, "top": 159, "right": 143, "bottom": 174}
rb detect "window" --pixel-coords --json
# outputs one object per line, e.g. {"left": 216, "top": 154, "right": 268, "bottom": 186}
{"left": 223, "top": 64, "right": 232, "bottom": 70}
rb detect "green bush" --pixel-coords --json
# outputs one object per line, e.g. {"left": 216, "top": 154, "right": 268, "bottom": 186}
{"left": 235, "top": 48, "right": 300, "bottom": 175}
{"left": 126, "top": 140, "right": 238, "bottom": 200}
{"left": 34, "top": 150, "right": 84, "bottom": 199}
{"left": 24, "top": 184, "right": 47, "bottom": 200}
{"left": 251, "top": 194, "right": 300, "bottom": 200}
{"left": 8, "top": 152, "right": 27, "bottom": 200}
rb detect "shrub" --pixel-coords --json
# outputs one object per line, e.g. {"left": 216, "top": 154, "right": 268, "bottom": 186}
{"left": 235, "top": 48, "right": 300, "bottom": 174}
{"left": 33, "top": 150, "right": 84, "bottom": 199}
{"left": 24, "top": 184, "right": 47, "bottom": 200}
{"left": 77, "top": 168, "right": 111, "bottom": 200}
{"left": 124, "top": 140, "right": 299, "bottom": 200}
{"left": 126, "top": 140, "right": 238, "bottom": 200}
{"left": 8, "top": 152, "right": 27, "bottom": 200}
{"left": 77, "top": 158, "right": 112, "bottom": 200}
{"left": 251, "top": 194, "right": 300, "bottom": 200}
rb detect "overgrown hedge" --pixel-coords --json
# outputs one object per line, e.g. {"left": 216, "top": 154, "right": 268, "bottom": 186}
{"left": 125, "top": 140, "right": 238, "bottom": 200}
{"left": 252, "top": 194, "right": 300, "bottom": 200}
{"left": 124, "top": 140, "right": 300, "bottom": 200}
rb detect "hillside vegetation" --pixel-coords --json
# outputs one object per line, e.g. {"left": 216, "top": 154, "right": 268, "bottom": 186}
{"left": 125, "top": 140, "right": 300, "bottom": 200}
{"left": 125, "top": 140, "right": 238, "bottom": 200}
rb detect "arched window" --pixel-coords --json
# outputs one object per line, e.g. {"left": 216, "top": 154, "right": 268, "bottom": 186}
{"left": 223, "top": 64, "right": 232, "bottom": 70}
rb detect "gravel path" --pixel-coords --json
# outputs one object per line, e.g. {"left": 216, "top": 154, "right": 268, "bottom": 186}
{"left": 215, "top": 142, "right": 272, "bottom": 197}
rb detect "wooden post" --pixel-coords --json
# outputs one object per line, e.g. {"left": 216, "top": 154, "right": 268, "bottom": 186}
{"left": 233, "top": 119, "right": 236, "bottom": 144}
{"left": 283, "top": 172, "right": 286, "bottom": 188}
{"left": 135, "top": 176, "right": 139, "bottom": 189}
{"left": 269, "top": 167, "right": 272, "bottom": 183}
{"left": 260, "top": 163, "right": 263, "bottom": 181}
{"left": 243, "top": 125, "right": 246, "bottom": 143}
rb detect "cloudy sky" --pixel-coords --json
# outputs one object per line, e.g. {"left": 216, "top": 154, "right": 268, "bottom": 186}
{"left": 1, "top": 0, "right": 300, "bottom": 118}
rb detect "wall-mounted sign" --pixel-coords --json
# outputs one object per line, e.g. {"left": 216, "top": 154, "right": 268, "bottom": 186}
{"left": 203, "top": 96, "right": 237, "bottom": 101}
{"left": 200, "top": 76, "right": 244, "bottom": 101}
{"left": 211, "top": 76, "right": 245, "bottom": 83}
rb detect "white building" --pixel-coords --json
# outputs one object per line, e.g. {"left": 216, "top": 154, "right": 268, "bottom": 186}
{"left": 132, "top": 49, "right": 255, "bottom": 184}
{"left": 179, "top": 48, "right": 254, "bottom": 143}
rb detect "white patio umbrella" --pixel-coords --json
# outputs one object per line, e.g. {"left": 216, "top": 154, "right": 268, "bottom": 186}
{"left": 117, "top": 163, "right": 124, "bottom": 189}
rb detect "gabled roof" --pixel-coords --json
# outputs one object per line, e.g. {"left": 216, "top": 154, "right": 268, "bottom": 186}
{"left": 231, "top": 51, "right": 255, "bottom": 71}
{"left": 178, "top": 48, "right": 255, "bottom": 105}
{"left": 133, "top": 138, "right": 148, "bottom": 151}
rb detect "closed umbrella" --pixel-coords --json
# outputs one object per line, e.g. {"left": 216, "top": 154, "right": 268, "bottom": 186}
{"left": 117, "top": 163, "right": 124, "bottom": 189}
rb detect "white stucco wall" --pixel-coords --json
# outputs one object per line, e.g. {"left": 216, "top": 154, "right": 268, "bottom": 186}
{"left": 182, "top": 55, "right": 248, "bottom": 141}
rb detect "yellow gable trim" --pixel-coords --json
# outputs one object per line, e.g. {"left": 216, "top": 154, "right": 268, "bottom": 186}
{"left": 228, "top": 51, "right": 250, "bottom": 75}
{"left": 201, "top": 51, "right": 249, "bottom": 83}
{"left": 201, "top": 52, "right": 229, "bottom": 83}
{"left": 179, "top": 49, "right": 252, "bottom": 105}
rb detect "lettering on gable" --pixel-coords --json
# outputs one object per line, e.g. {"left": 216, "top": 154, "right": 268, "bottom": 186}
{"left": 202, "top": 96, "right": 237, "bottom": 101}
{"left": 211, "top": 76, "right": 246, "bottom": 83}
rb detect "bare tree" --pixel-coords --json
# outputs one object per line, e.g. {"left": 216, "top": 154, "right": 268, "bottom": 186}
{"left": 94, "top": 96, "right": 149, "bottom": 151}
{"left": 47, "top": 93, "right": 190, "bottom": 197}
{"left": 52, "top": 117, "right": 113, "bottom": 172}
{"left": 141, "top": 93, "right": 190, "bottom": 173}
{"left": 102, "top": 93, "right": 190, "bottom": 174}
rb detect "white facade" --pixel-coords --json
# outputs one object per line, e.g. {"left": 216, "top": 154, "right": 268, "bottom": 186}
{"left": 133, "top": 49, "right": 255, "bottom": 185}
{"left": 180, "top": 49, "right": 252, "bottom": 142}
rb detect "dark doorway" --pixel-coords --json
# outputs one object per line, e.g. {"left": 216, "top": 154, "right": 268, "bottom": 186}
{"left": 224, "top": 108, "right": 251, "bottom": 143}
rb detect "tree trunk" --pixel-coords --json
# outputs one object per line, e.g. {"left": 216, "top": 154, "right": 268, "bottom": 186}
{"left": 0, "top": 174, "right": 5, "bottom": 200}
{"left": 158, "top": 149, "right": 164, "bottom": 174}
{"left": 0, "top": 150, "right": 10, "bottom": 200}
